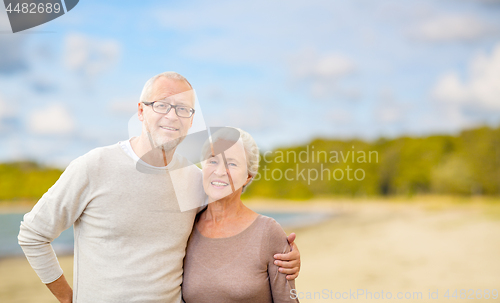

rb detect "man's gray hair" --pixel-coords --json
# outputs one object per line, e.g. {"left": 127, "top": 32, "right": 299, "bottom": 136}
{"left": 140, "top": 72, "right": 192, "bottom": 102}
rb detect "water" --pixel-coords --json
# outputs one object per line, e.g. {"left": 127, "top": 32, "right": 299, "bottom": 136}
{"left": 0, "top": 211, "right": 332, "bottom": 258}
{"left": 0, "top": 213, "right": 74, "bottom": 258}
{"left": 259, "top": 211, "right": 333, "bottom": 229}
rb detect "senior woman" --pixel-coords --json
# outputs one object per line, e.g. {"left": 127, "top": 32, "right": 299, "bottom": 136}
{"left": 182, "top": 127, "right": 299, "bottom": 303}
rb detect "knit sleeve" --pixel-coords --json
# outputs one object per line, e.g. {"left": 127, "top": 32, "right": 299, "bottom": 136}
{"left": 262, "top": 217, "right": 300, "bottom": 303}
{"left": 18, "top": 156, "right": 92, "bottom": 284}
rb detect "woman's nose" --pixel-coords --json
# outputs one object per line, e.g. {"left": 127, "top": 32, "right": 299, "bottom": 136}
{"left": 214, "top": 162, "right": 227, "bottom": 176}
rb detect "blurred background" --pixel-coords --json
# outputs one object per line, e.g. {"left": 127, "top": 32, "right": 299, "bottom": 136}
{"left": 0, "top": 0, "right": 499, "bottom": 302}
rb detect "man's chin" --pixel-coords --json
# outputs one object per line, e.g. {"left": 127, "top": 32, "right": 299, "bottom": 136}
{"left": 155, "top": 137, "right": 184, "bottom": 151}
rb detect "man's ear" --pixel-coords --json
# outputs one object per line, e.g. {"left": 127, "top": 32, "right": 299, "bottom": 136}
{"left": 138, "top": 102, "right": 144, "bottom": 122}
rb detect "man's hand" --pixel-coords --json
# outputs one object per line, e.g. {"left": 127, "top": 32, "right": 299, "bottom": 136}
{"left": 46, "top": 274, "right": 73, "bottom": 303}
{"left": 274, "top": 232, "right": 301, "bottom": 280}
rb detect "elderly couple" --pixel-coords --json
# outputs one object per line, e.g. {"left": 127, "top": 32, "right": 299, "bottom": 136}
{"left": 18, "top": 72, "right": 301, "bottom": 303}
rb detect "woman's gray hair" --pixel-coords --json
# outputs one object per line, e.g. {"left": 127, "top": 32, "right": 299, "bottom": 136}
{"left": 140, "top": 72, "right": 192, "bottom": 102}
{"left": 201, "top": 127, "right": 259, "bottom": 192}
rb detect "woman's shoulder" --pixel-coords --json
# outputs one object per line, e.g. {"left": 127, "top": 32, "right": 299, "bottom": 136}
{"left": 255, "top": 215, "right": 288, "bottom": 241}
{"left": 255, "top": 215, "right": 290, "bottom": 261}
{"left": 255, "top": 214, "right": 283, "bottom": 228}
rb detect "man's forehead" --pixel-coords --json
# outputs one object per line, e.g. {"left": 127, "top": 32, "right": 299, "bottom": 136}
{"left": 165, "top": 91, "right": 195, "bottom": 104}
{"left": 151, "top": 78, "right": 194, "bottom": 104}
{"left": 153, "top": 77, "right": 190, "bottom": 91}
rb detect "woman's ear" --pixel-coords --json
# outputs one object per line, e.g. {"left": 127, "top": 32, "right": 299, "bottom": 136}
{"left": 244, "top": 174, "right": 253, "bottom": 186}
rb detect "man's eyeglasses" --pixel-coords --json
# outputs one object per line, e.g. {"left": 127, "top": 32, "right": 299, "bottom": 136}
{"left": 142, "top": 101, "right": 195, "bottom": 118}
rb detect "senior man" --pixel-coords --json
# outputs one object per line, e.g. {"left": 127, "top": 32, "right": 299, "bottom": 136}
{"left": 18, "top": 72, "right": 300, "bottom": 303}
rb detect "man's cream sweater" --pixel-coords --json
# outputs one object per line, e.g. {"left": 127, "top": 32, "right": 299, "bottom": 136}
{"left": 18, "top": 141, "right": 204, "bottom": 303}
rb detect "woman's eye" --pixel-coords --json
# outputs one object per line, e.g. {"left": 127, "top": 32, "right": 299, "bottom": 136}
{"left": 228, "top": 163, "right": 237, "bottom": 167}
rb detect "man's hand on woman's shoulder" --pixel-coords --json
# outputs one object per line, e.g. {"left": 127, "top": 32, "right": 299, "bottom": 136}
{"left": 273, "top": 232, "right": 301, "bottom": 280}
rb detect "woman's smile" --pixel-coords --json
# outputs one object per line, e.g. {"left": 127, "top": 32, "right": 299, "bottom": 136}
{"left": 210, "top": 180, "right": 229, "bottom": 188}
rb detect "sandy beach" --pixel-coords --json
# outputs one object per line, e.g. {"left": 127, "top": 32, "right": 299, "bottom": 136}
{"left": 1, "top": 198, "right": 499, "bottom": 303}
{"left": 0, "top": 255, "right": 73, "bottom": 303}
{"left": 282, "top": 199, "right": 500, "bottom": 303}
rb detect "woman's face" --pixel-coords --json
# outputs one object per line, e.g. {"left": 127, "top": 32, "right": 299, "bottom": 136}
{"left": 202, "top": 139, "right": 250, "bottom": 202}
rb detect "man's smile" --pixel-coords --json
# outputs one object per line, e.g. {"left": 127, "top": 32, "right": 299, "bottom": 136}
{"left": 160, "top": 126, "right": 179, "bottom": 131}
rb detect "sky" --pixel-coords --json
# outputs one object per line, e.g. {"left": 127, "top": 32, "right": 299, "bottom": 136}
{"left": 0, "top": 0, "right": 499, "bottom": 167}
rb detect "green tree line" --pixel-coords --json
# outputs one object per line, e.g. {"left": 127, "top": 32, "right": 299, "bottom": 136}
{"left": 245, "top": 126, "right": 500, "bottom": 199}
{"left": 1, "top": 126, "right": 499, "bottom": 201}
{"left": 0, "top": 162, "right": 63, "bottom": 201}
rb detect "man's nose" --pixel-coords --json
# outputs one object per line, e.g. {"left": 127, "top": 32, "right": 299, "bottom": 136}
{"left": 164, "top": 107, "right": 179, "bottom": 120}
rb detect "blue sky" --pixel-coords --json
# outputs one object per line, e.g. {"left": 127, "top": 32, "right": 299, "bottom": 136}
{"left": 1, "top": 0, "right": 500, "bottom": 167}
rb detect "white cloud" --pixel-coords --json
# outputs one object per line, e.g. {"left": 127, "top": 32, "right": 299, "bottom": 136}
{"left": 378, "top": 107, "right": 403, "bottom": 123}
{"left": 325, "top": 108, "right": 353, "bottom": 125}
{"left": 418, "top": 103, "right": 479, "bottom": 134}
{"left": 64, "top": 33, "right": 121, "bottom": 78}
{"left": 0, "top": 94, "right": 19, "bottom": 133}
{"left": 292, "top": 50, "right": 356, "bottom": 81}
{"left": 28, "top": 104, "right": 75, "bottom": 135}
{"left": 0, "top": 95, "right": 15, "bottom": 118}
{"left": 0, "top": 135, "right": 83, "bottom": 168}
{"left": 432, "top": 43, "right": 500, "bottom": 110}
{"left": 204, "top": 95, "right": 279, "bottom": 132}
{"left": 151, "top": 0, "right": 353, "bottom": 65}
{"left": 432, "top": 72, "right": 467, "bottom": 104}
{"left": 373, "top": 89, "right": 412, "bottom": 125}
{"left": 290, "top": 49, "right": 357, "bottom": 99}
{"left": 411, "top": 15, "right": 496, "bottom": 42}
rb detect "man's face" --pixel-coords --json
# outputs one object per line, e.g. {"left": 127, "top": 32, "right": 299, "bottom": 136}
{"left": 139, "top": 77, "right": 194, "bottom": 150}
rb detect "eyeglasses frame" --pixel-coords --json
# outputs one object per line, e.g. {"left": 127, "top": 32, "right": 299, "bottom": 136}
{"left": 142, "top": 100, "right": 195, "bottom": 118}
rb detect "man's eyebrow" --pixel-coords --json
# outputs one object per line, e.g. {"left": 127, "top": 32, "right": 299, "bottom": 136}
{"left": 164, "top": 98, "right": 194, "bottom": 107}
{"left": 157, "top": 97, "right": 184, "bottom": 104}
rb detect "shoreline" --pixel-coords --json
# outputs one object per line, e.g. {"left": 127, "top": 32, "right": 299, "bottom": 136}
{"left": 0, "top": 201, "right": 35, "bottom": 214}
{"left": 1, "top": 195, "right": 499, "bottom": 213}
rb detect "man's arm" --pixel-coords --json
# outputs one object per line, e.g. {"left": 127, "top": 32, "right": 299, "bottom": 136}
{"left": 274, "top": 233, "right": 301, "bottom": 280}
{"left": 18, "top": 156, "right": 90, "bottom": 299}
{"left": 46, "top": 274, "right": 73, "bottom": 303}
